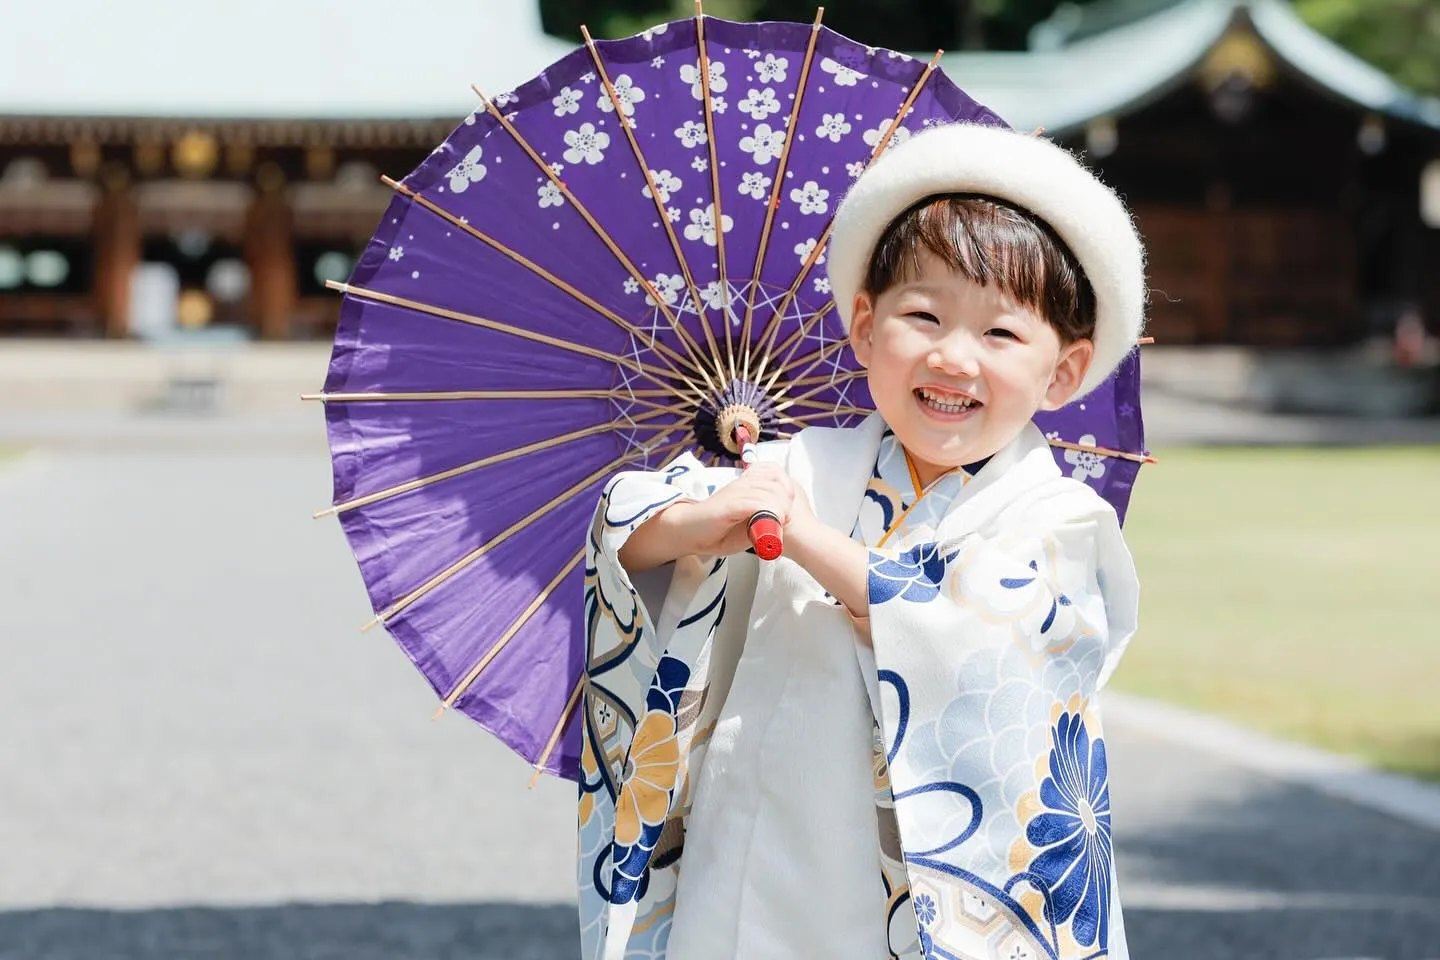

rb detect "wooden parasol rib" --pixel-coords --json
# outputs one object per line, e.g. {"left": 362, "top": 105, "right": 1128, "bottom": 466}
{"left": 362, "top": 433, "right": 691, "bottom": 631}
{"left": 763, "top": 300, "right": 839, "bottom": 390}
{"left": 694, "top": 0, "right": 737, "bottom": 383}
{"left": 779, "top": 406, "right": 872, "bottom": 426}
{"left": 770, "top": 334, "right": 852, "bottom": 403}
{"left": 306, "top": 387, "right": 693, "bottom": 424}
{"left": 740, "top": 7, "right": 825, "bottom": 379}
{"left": 381, "top": 176, "right": 708, "bottom": 400}
{"left": 433, "top": 547, "right": 586, "bottom": 719}
{"left": 581, "top": 25, "right": 727, "bottom": 392}
{"left": 528, "top": 670, "right": 589, "bottom": 788}
{"left": 316, "top": 409, "right": 677, "bottom": 519}
{"left": 472, "top": 85, "right": 718, "bottom": 393}
{"left": 750, "top": 51, "right": 945, "bottom": 386}
{"left": 303, "top": 388, "right": 677, "bottom": 403}
{"left": 784, "top": 368, "right": 864, "bottom": 391}
{"left": 327, "top": 280, "right": 688, "bottom": 398}
{"left": 1047, "top": 438, "right": 1156, "bottom": 465}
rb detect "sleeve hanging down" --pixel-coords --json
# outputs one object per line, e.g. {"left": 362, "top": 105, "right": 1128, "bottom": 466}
{"left": 579, "top": 452, "right": 761, "bottom": 960}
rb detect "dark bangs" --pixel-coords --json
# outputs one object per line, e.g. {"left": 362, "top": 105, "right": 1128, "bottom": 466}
{"left": 862, "top": 194, "right": 1097, "bottom": 343}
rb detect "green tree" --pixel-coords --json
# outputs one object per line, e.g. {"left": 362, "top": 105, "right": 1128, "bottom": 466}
{"left": 540, "top": 0, "right": 1440, "bottom": 100}
{"left": 541, "top": 0, "right": 761, "bottom": 40}
{"left": 1293, "top": 0, "right": 1440, "bottom": 97}
{"left": 539, "top": 0, "right": 1101, "bottom": 49}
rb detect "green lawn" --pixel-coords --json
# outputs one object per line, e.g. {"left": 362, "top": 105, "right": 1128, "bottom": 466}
{"left": 1113, "top": 446, "right": 1440, "bottom": 781}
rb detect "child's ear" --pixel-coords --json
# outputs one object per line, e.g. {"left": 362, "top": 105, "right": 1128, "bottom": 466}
{"left": 848, "top": 293, "right": 875, "bottom": 368}
{"left": 1041, "top": 338, "right": 1095, "bottom": 410}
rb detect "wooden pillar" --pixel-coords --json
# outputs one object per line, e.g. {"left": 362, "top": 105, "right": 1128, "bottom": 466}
{"left": 92, "top": 178, "right": 140, "bottom": 339}
{"left": 1420, "top": 226, "right": 1440, "bottom": 338}
{"left": 1204, "top": 183, "right": 1233, "bottom": 344}
{"left": 244, "top": 179, "right": 296, "bottom": 340}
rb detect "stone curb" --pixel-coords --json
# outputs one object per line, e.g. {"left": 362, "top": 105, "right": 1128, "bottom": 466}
{"left": 1105, "top": 691, "right": 1440, "bottom": 833}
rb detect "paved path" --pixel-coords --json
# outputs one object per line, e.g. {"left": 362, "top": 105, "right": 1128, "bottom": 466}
{"left": 2, "top": 438, "right": 1438, "bottom": 959}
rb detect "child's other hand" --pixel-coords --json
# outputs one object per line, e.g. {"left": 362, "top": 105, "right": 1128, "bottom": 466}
{"left": 681, "top": 463, "right": 797, "bottom": 558}
{"left": 785, "top": 484, "right": 815, "bottom": 524}
{"left": 781, "top": 483, "right": 816, "bottom": 537}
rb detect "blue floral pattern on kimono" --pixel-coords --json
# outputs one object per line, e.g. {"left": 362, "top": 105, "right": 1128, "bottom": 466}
{"left": 857, "top": 428, "right": 1137, "bottom": 959}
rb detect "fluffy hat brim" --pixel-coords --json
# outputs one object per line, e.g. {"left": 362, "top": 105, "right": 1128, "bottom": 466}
{"left": 826, "top": 123, "right": 1146, "bottom": 400}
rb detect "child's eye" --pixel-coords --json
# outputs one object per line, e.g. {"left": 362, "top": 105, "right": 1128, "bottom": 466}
{"left": 906, "top": 311, "right": 940, "bottom": 324}
{"left": 987, "top": 328, "right": 1019, "bottom": 340}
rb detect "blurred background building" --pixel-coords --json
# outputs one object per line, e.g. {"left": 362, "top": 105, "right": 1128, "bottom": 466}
{"left": 1, "top": 0, "right": 1437, "bottom": 411}
{"left": 948, "top": 0, "right": 1440, "bottom": 352}
{"left": 0, "top": 0, "right": 571, "bottom": 342}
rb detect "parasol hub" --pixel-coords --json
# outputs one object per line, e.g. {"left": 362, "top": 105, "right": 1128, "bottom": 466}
{"left": 691, "top": 377, "right": 780, "bottom": 460}
{"left": 718, "top": 403, "right": 762, "bottom": 456}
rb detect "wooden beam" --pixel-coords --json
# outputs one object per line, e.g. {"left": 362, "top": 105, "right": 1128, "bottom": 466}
{"left": 244, "top": 181, "right": 296, "bottom": 340}
{"left": 92, "top": 180, "right": 140, "bottom": 339}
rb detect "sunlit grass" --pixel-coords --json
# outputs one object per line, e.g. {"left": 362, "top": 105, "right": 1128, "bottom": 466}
{"left": 1113, "top": 446, "right": 1440, "bottom": 781}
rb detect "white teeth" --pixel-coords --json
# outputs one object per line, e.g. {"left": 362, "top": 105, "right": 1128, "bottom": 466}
{"left": 918, "top": 388, "right": 976, "bottom": 413}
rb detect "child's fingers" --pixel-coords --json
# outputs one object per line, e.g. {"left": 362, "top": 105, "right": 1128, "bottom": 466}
{"left": 734, "top": 463, "right": 785, "bottom": 488}
{"left": 728, "top": 495, "right": 788, "bottom": 522}
{"left": 710, "top": 465, "right": 798, "bottom": 531}
{"left": 723, "top": 468, "right": 787, "bottom": 501}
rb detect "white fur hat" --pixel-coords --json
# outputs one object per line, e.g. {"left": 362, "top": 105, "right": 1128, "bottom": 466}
{"left": 826, "top": 123, "right": 1146, "bottom": 399}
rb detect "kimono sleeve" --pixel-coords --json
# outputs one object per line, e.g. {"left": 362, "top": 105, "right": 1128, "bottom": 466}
{"left": 587, "top": 452, "right": 734, "bottom": 643}
{"left": 862, "top": 498, "right": 1141, "bottom": 959}
{"left": 580, "top": 452, "right": 750, "bottom": 959}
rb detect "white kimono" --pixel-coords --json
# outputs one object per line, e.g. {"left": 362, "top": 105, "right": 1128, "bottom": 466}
{"left": 577, "top": 414, "right": 1140, "bottom": 960}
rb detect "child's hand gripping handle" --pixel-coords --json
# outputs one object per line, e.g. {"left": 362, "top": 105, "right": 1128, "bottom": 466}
{"left": 734, "top": 423, "right": 784, "bottom": 561}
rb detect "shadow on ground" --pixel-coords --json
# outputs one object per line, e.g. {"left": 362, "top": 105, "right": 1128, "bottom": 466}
{"left": 10, "top": 757, "right": 1440, "bottom": 960}
{"left": 0, "top": 902, "right": 580, "bottom": 960}
{"left": 1114, "top": 751, "right": 1440, "bottom": 960}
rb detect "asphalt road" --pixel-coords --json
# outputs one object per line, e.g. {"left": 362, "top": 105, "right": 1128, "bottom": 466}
{"left": 2, "top": 439, "right": 1438, "bottom": 960}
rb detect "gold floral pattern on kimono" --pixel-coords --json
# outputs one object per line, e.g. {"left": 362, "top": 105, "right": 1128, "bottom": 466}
{"left": 614, "top": 710, "right": 682, "bottom": 847}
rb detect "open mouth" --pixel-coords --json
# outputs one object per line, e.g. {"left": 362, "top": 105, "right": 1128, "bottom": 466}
{"left": 914, "top": 386, "right": 982, "bottom": 416}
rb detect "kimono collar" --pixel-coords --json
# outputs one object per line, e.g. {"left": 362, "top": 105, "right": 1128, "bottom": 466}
{"left": 930, "top": 422, "right": 1063, "bottom": 541}
{"left": 788, "top": 415, "right": 1060, "bottom": 539}
{"left": 787, "top": 412, "right": 887, "bottom": 538}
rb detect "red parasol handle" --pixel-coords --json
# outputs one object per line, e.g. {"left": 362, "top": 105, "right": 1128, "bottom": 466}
{"left": 734, "top": 423, "right": 784, "bottom": 561}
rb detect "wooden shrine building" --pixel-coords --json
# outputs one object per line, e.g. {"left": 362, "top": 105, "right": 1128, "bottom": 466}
{"left": 2, "top": 0, "right": 1438, "bottom": 346}
{"left": 950, "top": 0, "right": 1440, "bottom": 346}
{"left": 0, "top": 0, "right": 570, "bottom": 341}
{"left": 0, "top": 119, "right": 459, "bottom": 340}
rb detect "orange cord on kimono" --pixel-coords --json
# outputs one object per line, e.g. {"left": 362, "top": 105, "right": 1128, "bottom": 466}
{"left": 873, "top": 448, "right": 958, "bottom": 550}
{"left": 850, "top": 447, "right": 959, "bottom": 640}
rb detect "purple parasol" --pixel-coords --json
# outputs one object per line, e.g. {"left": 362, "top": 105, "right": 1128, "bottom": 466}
{"left": 313, "top": 11, "right": 1149, "bottom": 782}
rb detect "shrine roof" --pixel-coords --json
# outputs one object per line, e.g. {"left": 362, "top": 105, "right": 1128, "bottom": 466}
{"left": 0, "top": 0, "right": 572, "bottom": 121}
{"left": 4, "top": 0, "right": 1438, "bottom": 142}
{"left": 942, "top": 0, "right": 1440, "bottom": 136}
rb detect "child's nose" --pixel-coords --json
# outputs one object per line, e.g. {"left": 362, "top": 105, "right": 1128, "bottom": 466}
{"left": 927, "top": 336, "right": 981, "bottom": 377}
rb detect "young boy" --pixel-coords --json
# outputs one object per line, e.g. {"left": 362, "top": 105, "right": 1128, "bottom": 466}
{"left": 577, "top": 122, "right": 1145, "bottom": 960}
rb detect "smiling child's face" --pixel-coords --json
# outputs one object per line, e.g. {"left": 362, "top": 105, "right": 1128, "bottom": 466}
{"left": 850, "top": 249, "right": 1094, "bottom": 487}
